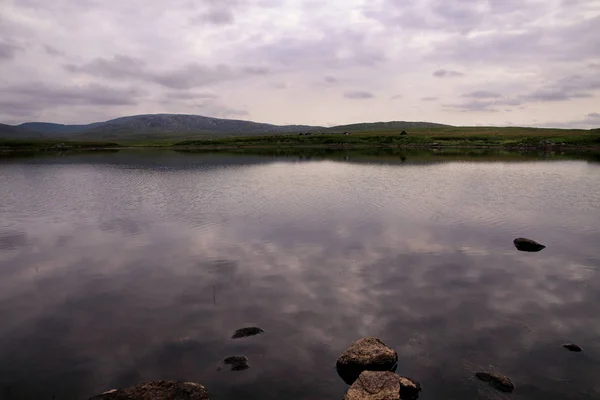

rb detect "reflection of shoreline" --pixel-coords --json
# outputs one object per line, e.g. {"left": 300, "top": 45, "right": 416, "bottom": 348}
{"left": 174, "top": 148, "right": 600, "bottom": 165}
{"left": 2, "top": 148, "right": 599, "bottom": 164}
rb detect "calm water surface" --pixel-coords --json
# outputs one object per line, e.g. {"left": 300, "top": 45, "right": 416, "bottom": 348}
{"left": 1, "top": 151, "right": 599, "bottom": 400}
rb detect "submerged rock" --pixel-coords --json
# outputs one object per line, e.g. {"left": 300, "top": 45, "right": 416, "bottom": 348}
{"left": 231, "top": 327, "right": 265, "bottom": 339}
{"left": 89, "top": 380, "right": 209, "bottom": 399}
{"left": 513, "top": 237, "right": 546, "bottom": 252}
{"left": 343, "top": 371, "right": 422, "bottom": 400}
{"left": 475, "top": 372, "right": 515, "bottom": 393}
{"left": 223, "top": 355, "right": 250, "bottom": 371}
{"left": 337, "top": 337, "right": 398, "bottom": 384}
{"left": 563, "top": 343, "right": 583, "bottom": 352}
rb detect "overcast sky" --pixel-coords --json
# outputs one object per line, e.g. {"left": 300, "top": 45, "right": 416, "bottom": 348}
{"left": 1, "top": 0, "right": 599, "bottom": 127}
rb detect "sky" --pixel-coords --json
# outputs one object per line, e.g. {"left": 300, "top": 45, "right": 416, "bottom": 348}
{"left": 1, "top": 0, "right": 599, "bottom": 128}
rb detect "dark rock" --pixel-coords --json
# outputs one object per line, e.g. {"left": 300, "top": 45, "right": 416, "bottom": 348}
{"left": 563, "top": 343, "right": 583, "bottom": 352}
{"left": 475, "top": 372, "right": 515, "bottom": 393}
{"left": 400, "top": 131, "right": 407, "bottom": 135}
{"left": 223, "top": 355, "right": 250, "bottom": 371}
{"left": 231, "top": 327, "right": 264, "bottom": 339}
{"left": 344, "top": 371, "right": 400, "bottom": 400}
{"left": 398, "top": 376, "right": 422, "bottom": 400}
{"left": 336, "top": 337, "right": 398, "bottom": 384}
{"left": 89, "top": 380, "right": 209, "bottom": 400}
{"left": 513, "top": 237, "right": 545, "bottom": 252}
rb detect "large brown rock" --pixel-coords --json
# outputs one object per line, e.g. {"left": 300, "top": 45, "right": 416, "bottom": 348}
{"left": 344, "top": 371, "right": 422, "bottom": 400}
{"left": 89, "top": 380, "right": 209, "bottom": 400}
{"left": 344, "top": 371, "right": 401, "bottom": 400}
{"left": 337, "top": 337, "right": 398, "bottom": 384}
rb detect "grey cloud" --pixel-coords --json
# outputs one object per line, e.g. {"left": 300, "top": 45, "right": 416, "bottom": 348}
{"left": 163, "top": 91, "right": 219, "bottom": 100}
{"left": 65, "top": 55, "right": 145, "bottom": 79}
{"left": 521, "top": 90, "right": 592, "bottom": 102}
{"left": 311, "top": 76, "right": 338, "bottom": 88}
{"left": 539, "top": 111, "right": 600, "bottom": 128}
{"left": 421, "top": 96, "right": 438, "bottom": 101}
{"left": 246, "top": 29, "right": 387, "bottom": 69}
{"left": 391, "top": 95, "right": 402, "bottom": 100}
{"left": 66, "top": 56, "right": 268, "bottom": 89}
{"left": 519, "top": 74, "right": 600, "bottom": 102}
{"left": 190, "top": 0, "right": 279, "bottom": 27}
{"left": 365, "top": 0, "right": 583, "bottom": 36}
{"left": 0, "top": 43, "right": 21, "bottom": 61}
{"left": 433, "top": 69, "right": 464, "bottom": 78}
{"left": 446, "top": 97, "right": 522, "bottom": 112}
{"left": 201, "top": 106, "right": 248, "bottom": 119}
{"left": 270, "top": 82, "right": 288, "bottom": 89}
{"left": 432, "top": 15, "right": 600, "bottom": 65}
{"left": 152, "top": 63, "right": 236, "bottom": 89}
{"left": 450, "top": 73, "right": 599, "bottom": 112}
{"left": 432, "top": 1, "right": 483, "bottom": 32}
{"left": 573, "top": 112, "right": 600, "bottom": 126}
{"left": 344, "top": 91, "right": 374, "bottom": 99}
{"left": 6, "top": 83, "right": 144, "bottom": 106}
{"left": 462, "top": 91, "right": 502, "bottom": 99}
{"left": 242, "top": 66, "right": 269, "bottom": 75}
{"left": 43, "top": 45, "right": 64, "bottom": 56}
{"left": 192, "top": 8, "right": 235, "bottom": 25}
{"left": 0, "top": 83, "right": 145, "bottom": 120}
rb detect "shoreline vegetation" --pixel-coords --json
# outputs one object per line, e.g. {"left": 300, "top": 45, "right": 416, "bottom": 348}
{"left": 1, "top": 127, "right": 599, "bottom": 154}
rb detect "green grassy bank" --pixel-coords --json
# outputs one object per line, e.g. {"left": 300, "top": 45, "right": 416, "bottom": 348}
{"left": 2, "top": 127, "right": 599, "bottom": 153}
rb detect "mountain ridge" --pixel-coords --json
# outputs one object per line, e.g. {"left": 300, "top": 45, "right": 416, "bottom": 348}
{"left": 1, "top": 113, "right": 452, "bottom": 140}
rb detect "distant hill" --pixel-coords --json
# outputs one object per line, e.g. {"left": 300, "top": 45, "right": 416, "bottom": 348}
{"left": 1, "top": 114, "right": 323, "bottom": 141}
{"left": 0, "top": 123, "right": 43, "bottom": 138}
{"left": 325, "top": 121, "right": 451, "bottom": 132}
{"left": 18, "top": 122, "right": 103, "bottom": 135}
{"left": 2, "top": 114, "right": 455, "bottom": 141}
{"left": 78, "top": 114, "right": 321, "bottom": 139}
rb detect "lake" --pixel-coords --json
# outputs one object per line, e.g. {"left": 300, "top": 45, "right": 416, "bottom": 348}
{"left": 1, "top": 150, "right": 599, "bottom": 400}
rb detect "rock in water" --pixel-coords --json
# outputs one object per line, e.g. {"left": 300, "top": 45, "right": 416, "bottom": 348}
{"left": 475, "top": 372, "right": 515, "bottom": 393}
{"left": 344, "top": 371, "right": 401, "bottom": 400}
{"left": 398, "top": 376, "right": 422, "bottom": 400}
{"left": 563, "top": 343, "right": 583, "bottom": 352}
{"left": 513, "top": 237, "right": 546, "bottom": 252}
{"left": 224, "top": 355, "right": 250, "bottom": 371}
{"left": 337, "top": 337, "right": 398, "bottom": 384}
{"left": 89, "top": 380, "right": 209, "bottom": 399}
{"left": 231, "top": 327, "right": 265, "bottom": 339}
{"left": 343, "top": 372, "right": 422, "bottom": 400}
